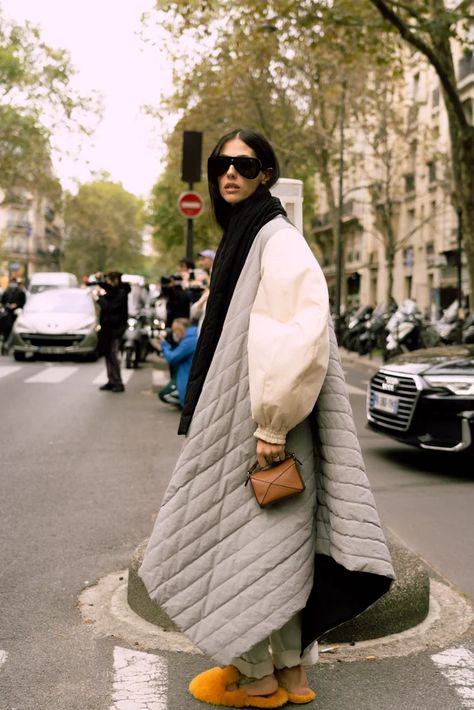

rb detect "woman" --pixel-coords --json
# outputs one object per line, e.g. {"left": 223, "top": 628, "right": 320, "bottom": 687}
{"left": 140, "top": 129, "right": 394, "bottom": 708}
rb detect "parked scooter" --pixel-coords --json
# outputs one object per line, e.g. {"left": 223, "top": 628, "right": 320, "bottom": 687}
{"left": 462, "top": 313, "right": 474, "bottom": 344}
{"left": 383, "top": 299, "right": 439, "bottom": 360}
{"left": 433, "top": 300, "right": 462, "bottom": 345}
{"left": 357, "top": 302, "right": 397, "bottom": 356}
{"left": 122, "top": 309, "right": 154, "bottom": 369}
{"left": 341, "top": 305, "right": 373, "bottom": 352}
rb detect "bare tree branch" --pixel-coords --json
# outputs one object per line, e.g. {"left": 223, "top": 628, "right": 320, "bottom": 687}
{"left": 369, "top": 0, "right": 469, "bottom": 132}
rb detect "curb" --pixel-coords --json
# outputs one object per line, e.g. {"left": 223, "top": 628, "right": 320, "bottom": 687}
{"left": 126, "top": 532, "right": 430, "bottom": 645}
{"left": 78, "top": 569, "right": 473, "bottom": 664}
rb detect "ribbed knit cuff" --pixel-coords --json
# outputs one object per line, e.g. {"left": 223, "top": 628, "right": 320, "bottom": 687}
{"left": 254, "top": 426, "right": 287, "bottom": 446}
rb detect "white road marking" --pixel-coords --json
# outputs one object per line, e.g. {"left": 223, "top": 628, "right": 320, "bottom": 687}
{"left": 111, "top": 646, "right": 167, "bottom": 709}
{"left": 0, "top": 649, "right": 7, "bottom": 668}
{"left": 25, "top": 366, "right": 78, "bottom": 383}
{"left": 431, "top": 647, "right": 474, "bottom": 708}
{"left": 93, "top": 368, "right": 134, "bottom": 385}
{"left": 0, "top": 366, "right": 21, "bottom": 379}
{"left": 346, "top": 383, "right": 367, "bottom": 395}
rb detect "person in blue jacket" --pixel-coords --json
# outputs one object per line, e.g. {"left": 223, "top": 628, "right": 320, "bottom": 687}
{"left": 158, "top": 318, "right": 198, "bottom": 408}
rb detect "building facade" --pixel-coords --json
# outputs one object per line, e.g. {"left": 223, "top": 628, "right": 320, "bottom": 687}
{"left": 0, "top": 189, "right": 64, "bottom": 290}
{"left": 313, "top": 41, "right": 474, "bottom": 318}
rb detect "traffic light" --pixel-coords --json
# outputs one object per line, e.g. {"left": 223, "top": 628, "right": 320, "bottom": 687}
{"left": 181, "top": 131, "right": 202, "bottom": 184}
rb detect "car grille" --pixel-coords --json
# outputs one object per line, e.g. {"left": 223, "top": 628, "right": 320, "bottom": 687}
{"left": 368, "top": 371, "right": 418, "bottom": 431}
{"left": 21, "top": 334, "right": 85, "bottom": 348}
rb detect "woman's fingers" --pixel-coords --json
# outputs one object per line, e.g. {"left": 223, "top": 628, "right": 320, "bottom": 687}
{"left": 256, "top": 439, "right": 286, "bottom": 468}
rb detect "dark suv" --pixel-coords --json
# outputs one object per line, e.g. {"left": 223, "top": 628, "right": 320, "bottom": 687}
{"left": 367, "top": 344, "right": 474, "bottom": 453}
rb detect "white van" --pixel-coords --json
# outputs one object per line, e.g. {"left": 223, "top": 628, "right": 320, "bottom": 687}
{"left": 28, "top": 272, "right": 79, "bottom": 294}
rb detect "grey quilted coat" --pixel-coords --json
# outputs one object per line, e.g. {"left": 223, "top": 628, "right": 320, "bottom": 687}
{"left": 140, "top": 218, "right": 395, "bottom": 665}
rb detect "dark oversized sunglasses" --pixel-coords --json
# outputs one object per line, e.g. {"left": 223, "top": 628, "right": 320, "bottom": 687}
{"left": 208, "top": 155, "right": 263, "bottom": 180}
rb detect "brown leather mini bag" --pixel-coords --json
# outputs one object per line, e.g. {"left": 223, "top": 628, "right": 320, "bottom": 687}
{"left": 245, "top": 453, "right": 305, "bottom": 508}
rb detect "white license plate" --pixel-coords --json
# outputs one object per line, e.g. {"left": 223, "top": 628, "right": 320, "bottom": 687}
{"left": 40, "top": 346, "right": 64, "bottom": 354}
{"left": 372, "top": 391, "right": 399, "bottom": 415}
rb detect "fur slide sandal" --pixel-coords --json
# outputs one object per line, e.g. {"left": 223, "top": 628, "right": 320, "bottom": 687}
{"left": 189, "top": 665, "right": 289, "bottom": 708}
{"left": 285, "top": 689, "right": 316, "bottom": 704}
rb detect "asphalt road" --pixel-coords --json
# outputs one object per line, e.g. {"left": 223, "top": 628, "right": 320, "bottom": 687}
{"left": 0, "top": 352, "right": 473, "bottom": 710}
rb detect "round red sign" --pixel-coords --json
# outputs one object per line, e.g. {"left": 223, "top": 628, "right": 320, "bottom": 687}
{"left": 178, "top": 191, "right": 204, "bottom": 218}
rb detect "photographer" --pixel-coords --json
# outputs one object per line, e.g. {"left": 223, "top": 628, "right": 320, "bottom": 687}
{"left": 155, "top": 318, "right": 198, "bottom": 408}
{"left": 97, "top": 272, "right": 130, "bottom": 393}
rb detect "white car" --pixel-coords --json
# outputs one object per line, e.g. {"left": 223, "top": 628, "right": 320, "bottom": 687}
{"left": 9, "top": 288, "right": 100, "bottom": 361}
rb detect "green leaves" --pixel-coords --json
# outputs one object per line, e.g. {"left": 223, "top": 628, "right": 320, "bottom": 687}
{"left": 64, "top": 181, "right": 146, "bottom": 278}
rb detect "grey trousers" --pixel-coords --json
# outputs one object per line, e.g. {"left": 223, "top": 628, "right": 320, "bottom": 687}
{"left": 231, "top": 612, "right": 318, "bottom": 679}
{"left": 105, "top": 338, "right": 123, "bottom": 385}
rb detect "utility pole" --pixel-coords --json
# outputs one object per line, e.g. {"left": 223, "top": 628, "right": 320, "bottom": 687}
{"left": 334, "top": 81, "right": 346, "bottom": 342}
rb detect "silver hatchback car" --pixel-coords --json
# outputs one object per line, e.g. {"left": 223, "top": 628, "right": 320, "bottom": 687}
{"left": 10, "top": 287, "right": 100, "bottom": 361}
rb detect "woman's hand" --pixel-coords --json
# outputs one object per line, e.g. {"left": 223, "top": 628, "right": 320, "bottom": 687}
{"left": 256, "top": 439, "right": 286, "bottom": 469}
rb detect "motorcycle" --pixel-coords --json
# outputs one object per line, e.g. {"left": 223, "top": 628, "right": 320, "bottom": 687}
{"left": 122, "top": 308, "right": 160, "bottom": 369}
{"left": 357, "top": 302, "right": 397, "bottom": 356}
{"left": 341, "top": 305, "right": 373, "bottom": 352}
{"left": 383, "top": 299, "right": 439, "bottom": 360}
{"left": 433, "top": 300, "right": 462, "bottom": 345}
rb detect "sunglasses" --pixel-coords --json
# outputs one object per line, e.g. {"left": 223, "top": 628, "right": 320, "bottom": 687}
{"left": 208, "top": 155, "right": 263, "bottom": 180}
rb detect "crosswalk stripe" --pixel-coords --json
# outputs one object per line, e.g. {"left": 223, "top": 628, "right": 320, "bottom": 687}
{"left": 0, "top": 366, "right": 21, "bottom": 379}
{"left": 25, "top": 367, "right": 78, "bottom": 384}
{"left": 0, "top": 649, "right": 7, "bottom": 668}
{"left": 93, "top": 369, "right": 134, "bottom": 385}
{"left": 431, "top": 647, "right": 474, "bottom": 708}
{"left": 111, "top": 646, "right": 167, "bottom": 709}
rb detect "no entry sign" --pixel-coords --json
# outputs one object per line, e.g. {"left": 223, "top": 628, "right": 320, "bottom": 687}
{"left": 178, "top": 191, "right": 204, "bottom": 219}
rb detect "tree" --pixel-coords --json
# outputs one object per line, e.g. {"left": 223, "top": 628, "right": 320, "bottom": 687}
{"left": 64, "top": 181, "right": 146, "bottom": 278}
{"left": 0, "top": 9, "right": 98, "bottom": 199}
{"left": 369, "top": 0, "right": 474, "bottom": 303}
{"left": 145, "top": 0, "right": 395, "bottom": 260}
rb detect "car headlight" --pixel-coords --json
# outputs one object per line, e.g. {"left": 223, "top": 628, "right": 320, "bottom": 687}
{"left": 424, "top": 375, "right": 474, "bottom": 395}
{"left": 13, "top": 319, "right": 33, "bottom": 333}
{"left": 75, "top": 320, "right": 97, "bottom": 334}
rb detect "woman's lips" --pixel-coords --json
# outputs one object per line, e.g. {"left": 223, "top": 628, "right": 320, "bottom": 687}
{"left": 224, "top": 183, "right": 239, "bottom": 192}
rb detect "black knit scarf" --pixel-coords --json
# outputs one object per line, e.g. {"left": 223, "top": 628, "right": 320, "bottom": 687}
{"left": 178, "top": 188, "right": 286, "bottom": 435}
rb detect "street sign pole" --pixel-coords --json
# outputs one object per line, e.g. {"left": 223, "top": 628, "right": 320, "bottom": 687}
{"left": 177, "top": 190, "right": 204, "bottom": 261}
{"left": 186, "top": 181, "right": 194, "bottom": 261}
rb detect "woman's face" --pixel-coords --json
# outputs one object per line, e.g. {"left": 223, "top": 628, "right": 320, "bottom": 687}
{"left": 217, "top": 137, "right": 269, "bottom": 205}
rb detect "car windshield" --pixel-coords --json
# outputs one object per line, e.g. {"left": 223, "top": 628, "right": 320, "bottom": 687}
{"left": 24, "top": 290, "right": 95, "bottom": 316}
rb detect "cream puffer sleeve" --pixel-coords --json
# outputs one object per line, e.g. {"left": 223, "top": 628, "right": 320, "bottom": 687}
{"left": 248, "top": 225, "right": 330, "bottom": 445}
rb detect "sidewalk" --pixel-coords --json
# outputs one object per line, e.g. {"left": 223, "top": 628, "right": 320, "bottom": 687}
{"left": 339, "top": 346, "right": 383, "bottom": 371}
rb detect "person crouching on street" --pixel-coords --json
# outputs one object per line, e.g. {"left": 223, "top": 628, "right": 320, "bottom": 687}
{"left": 97, "top": 271, "right": 130, "bottom": 393}
{"left": 156, "top": 318, "right": 198, "bottom": 408}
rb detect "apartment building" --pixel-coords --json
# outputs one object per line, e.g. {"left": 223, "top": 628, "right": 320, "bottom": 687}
{"left": 0, "top": 189, "right": 64, "bottom": 290}
{"left": 313, "top": 42, "right": 474, "bottom": 318}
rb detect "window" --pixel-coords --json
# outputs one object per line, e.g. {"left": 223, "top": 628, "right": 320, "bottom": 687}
{"left": 458, "top": 50, "right": 474, "bottom": 81}
{"left": 432, "top": 87, "right": 440, "bottom": 108}
{"left": 403, "top": 246, "right": 414, "bottom": 268}
{"left": 405, "top": 174, "right": 415, "bottom": 193}
{"left": 427, "top": 160, "right": 437, "bottom": 183}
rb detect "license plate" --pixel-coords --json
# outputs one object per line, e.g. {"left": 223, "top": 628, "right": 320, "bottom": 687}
{"left": 40, "top": 346, "right": 64, "bottom": 354}
{"left": 372, "top": 391, "right": 399, "bottom": 415}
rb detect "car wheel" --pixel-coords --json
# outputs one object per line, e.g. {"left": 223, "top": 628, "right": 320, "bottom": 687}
{"left": 13, "top": 351, "right": 26, "bottom": 362}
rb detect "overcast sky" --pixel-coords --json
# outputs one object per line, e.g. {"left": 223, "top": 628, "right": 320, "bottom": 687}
{"left": 1, "top": 0, "right": 175, "bottom": 198}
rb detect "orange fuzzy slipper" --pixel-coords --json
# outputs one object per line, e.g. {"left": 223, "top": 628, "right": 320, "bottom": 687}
{"left": 286, "top": 689, "right": 316, "bottom": 704}
{"left": 189, "top": 666, "right": 289, "bottom": 708}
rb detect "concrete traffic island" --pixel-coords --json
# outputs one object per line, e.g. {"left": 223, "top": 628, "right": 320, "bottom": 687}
{"left": 127, "top": 532, "right": 430, "bottom": 643}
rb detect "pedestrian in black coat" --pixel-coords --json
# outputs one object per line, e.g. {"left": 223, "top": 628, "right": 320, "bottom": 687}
{"left": 97, "top": 272, "right": 130, "bottom": 392}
